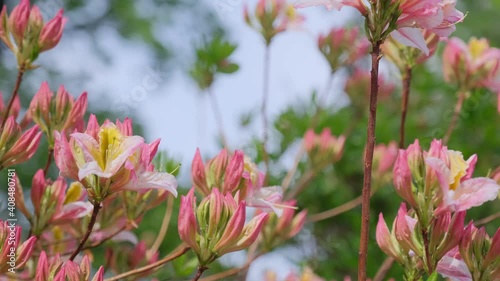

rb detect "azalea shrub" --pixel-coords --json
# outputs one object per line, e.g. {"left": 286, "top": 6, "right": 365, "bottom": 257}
{"left": 0, "top": 0, "right": 500, "bottom": 281}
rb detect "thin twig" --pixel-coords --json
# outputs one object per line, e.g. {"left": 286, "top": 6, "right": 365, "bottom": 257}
{"left": 68, "top": 201, "right": 101, "bottom": 261}
{"left": 193, "top": 266, "right": 208, "bottom": 281}
{"left": 284, "top": 170, "right": 316, "bottom": 200}
{"left": 372, "top": 257, "right": 395, "bottom": 281}
{"left": 261, "top": 43, "right": 271, "bottom": 182}
{"left": 104, "top": 244, "right": 191, "bottom": 281}
{"left": 358, "top": 40, "right": 382, "bottom": 281}
{"left": 43, "top": 148, "right": 54, "bottom": 176}
{"left": 1, "top": 65, "right": 25, "bottom": 128}
{"left": 148, "top": 195, "right": 174, "bottom": 257}
{"left": 399, "top": 66, "right": 412, "bottom": 149}
{"left": 308, "top": 182, "right": 380, "bottom": 223}
{"left": 443, "top": 91, "right": 467, "bottom": 144}
{"left": 309, "top": 195, "right": 362, "bottom": 223}
{"left": 207, "top": 87, "right": 230, "bottom": 149}
{"left": 476, "top": 212, "right": 500, "bottom": 226}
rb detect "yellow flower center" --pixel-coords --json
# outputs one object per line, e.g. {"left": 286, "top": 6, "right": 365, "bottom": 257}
{"left": 468, "top": 37, "right": 489, "bottom": 59}
{"left": 447, "top": 150, "right": 468, "bottom": 191}
{"left": 97, "top": 125, "right": 125, "bottom": 170}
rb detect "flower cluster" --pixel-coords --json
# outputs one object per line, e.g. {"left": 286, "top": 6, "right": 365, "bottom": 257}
{"left": 393, "top": 139, "right": 500, "bottom": 215}
{"left": 192, "top": 148, "right": 284, "bottom": 214}
{"left": 244, "top": 0, "right": 304, "bottom": 45}
{"left": 29, "top": 82, "right": 87, "bottom": 148}
{"left": 36, "top": 251, "right": 104, "bottom": 281}
{"left": 0, "top": 220, "right": 36, "bottom": 274}
{"left": 54, "top": 114, "right": 178, "bottom": 202}
{"left": 0, "top": 0, "right": 65, "bottom": 67}
{"left": 303, "top": 128, "right": 345, "bottom": 166}
{"left": 317, "top": 27, "right": 369, "bottom": 71}
{"left": 178, "top": 188, "right": 268, "bottom": 266}
{"left": 443, "top": 37, "right": 500, "bottom": 110}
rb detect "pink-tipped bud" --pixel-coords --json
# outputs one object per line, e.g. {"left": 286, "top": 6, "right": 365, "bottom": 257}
{"left": 432, "top": 211, "right": 465, "bottom": 260}
{"left": 394, "top": 203, "right": 420, "bottom": 256}
{"left": 64, "top": 91, "right": 87, "bottom": 133}
{"left": 30, "top": 169, "right": 47, "bottom": 216}
{"left": 393, "top": 150, "right": 418, "bottom": 207}
{"left": 28, "top": 5, "right": 43, "bottom": 29}
{"left": 192, "top": 148, "right": 209, "bottom": 196}
{"left": 206, "top": 149, "right": 229, "bottom": 189}
{"left": 39, "top": 9, "right": 66, "bottom": 51}
{"left": 1, "top": 124, "right": 41, "bottom": 167}
{"left": 0, "top": 7, "right": 11, "bottom": 49}
{"left": 213, "top": 202, "right": 246, "bottom": 252}
{"left": 218, "top": 212, "right": 268, "bottom": 256}
{"left": 376, "top": 213, "right": 404, "bottom": 264}
{"left": 0, "top": 220, "right": 37, "bottom": 273}
{"left": 483, "top": 227, "right": 500, "bottom": 268}
{"left": 222, "top": 150, "right": 245, "bottom": 194}
{"left": 178, "top": 188, "right": 199, "bottom": 253}
{"left": 29, "top": 81, "right": 53, "bottom": 132}
{"left": 8, "top": 0, "right": 30, "bottom": 47}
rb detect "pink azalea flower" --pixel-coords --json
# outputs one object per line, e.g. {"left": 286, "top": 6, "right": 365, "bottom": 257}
{"left": 54, "top": 114, "right": 177, "bottom": 201}
{"left": 394, "top": 139, "right": 500, "bottom": 214}
{"left": 294, "top": 0, "right": 463, "bottom": 54}
{"left": 443, "top": 37, "right": 500, "bottom": 111}
{"left": 425, "top": 144, "right": 500, "bottom": 214}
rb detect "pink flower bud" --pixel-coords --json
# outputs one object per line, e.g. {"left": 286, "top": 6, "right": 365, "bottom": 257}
{"left": 206, "top": 149, "right": 229, "bottom": 189}
{"left": 222, "top": 150, "right": 245, "bottom": 194}
{"left": 64, "top": 91, "right": 87, "bottom": 133}
{"left": 7, "top": 0, "right": 30, "bottom": 47}
{"left": 0, "top": 7, "right": 12, "bottom": 50}
{"left": 218, "top": 212, "right": 268, "bottom": 255}
{"left": 376, "top": 213, "right": 404, "bottom": 264}
{"left": 192, "top": 148, "right": 209, "bottom": 196}
{"left": 394, "top": 204, "right": 420, "bottom": 256}
{"left": 28, "top": 5, "right": 43, "bottom": 29}
{"left": 39, "top": 9, "right": 66, "bottom": 51}
{"left": 1, "top": 124, "right": 41, "bottom": 167}
{"left": 393, "top": 150, "right": 418, "bottom": 207}
{"left": 213, "top": 202, "right": 246, "bottom": 252}
{"left": 483, "top": 227, "right": 500, "bottom": 269}
{"left": 29, "top": 81, "right": 53, "bottom": 132}
{"left": 0, "top": 220, "right": 36, "bottom": 273}
{"left": 178, "top": 188, "right": 199, "bottom": 252}
{"left": 30, "top": 169, "right": 47, "bottom": 216}
{"left": 432, "top": 211, "right": 465, "bottom": 260}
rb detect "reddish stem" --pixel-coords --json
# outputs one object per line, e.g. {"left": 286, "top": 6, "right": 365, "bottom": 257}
{"left": 43, "top": 149, "right": 53, "bottom": 176}
{"left": 68, "top": 201, "right": 101, "bottom": 261}
{"left": 358, "top": 40, "right": 382, "bottom": 281}
{"left": 1, "top": 67, "right": 25, "bottom": 128}
{"left": 193, "top": 266, "right": 208, "bottom": 281}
